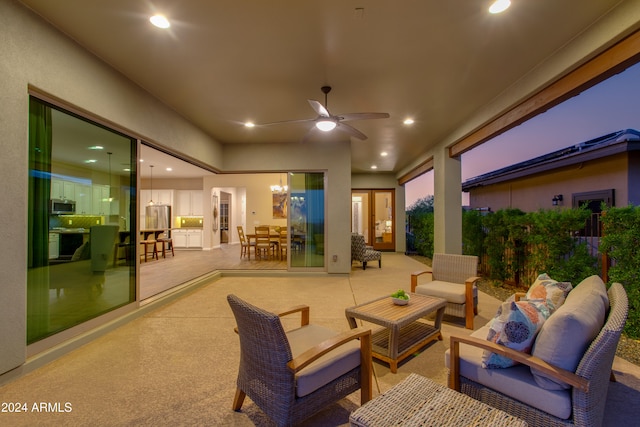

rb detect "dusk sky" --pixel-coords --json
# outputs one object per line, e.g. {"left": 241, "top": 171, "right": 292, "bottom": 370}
{"left": 405, "top": 61, "right": 640, "bottom": 208}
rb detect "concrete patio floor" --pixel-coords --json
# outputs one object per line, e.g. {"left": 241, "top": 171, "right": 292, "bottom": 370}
{"left": 0, "top": 253, "right": 638, "bottom": 426}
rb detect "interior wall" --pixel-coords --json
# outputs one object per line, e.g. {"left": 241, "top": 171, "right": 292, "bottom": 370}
{"left": 0, "top": 0, "right": 224, "bottom": 376}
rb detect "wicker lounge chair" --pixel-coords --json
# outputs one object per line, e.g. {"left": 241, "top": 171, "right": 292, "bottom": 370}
{"left": 410, "top": 253, "right": 480, "bottom": 329}
{"left": 227, "top": 294, "right": 372, "bottom": 427}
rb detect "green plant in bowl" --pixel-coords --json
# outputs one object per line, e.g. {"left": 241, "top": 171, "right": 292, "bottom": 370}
{"left": 391, "top": 289, "right": 410, "bottom": 305}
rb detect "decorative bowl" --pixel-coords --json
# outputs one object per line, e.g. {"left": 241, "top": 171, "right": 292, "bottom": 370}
{"left": 392, "top": 296, "right": 410, "bottom": 306}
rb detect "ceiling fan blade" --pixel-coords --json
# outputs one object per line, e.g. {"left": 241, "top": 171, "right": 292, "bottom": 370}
{"left": 256, "top": 118, "right": 316, "bottom": 126}
{"left": 308, "top": 99, "right": 331, "bottom": 118}
{"left": 336, "top": 122, "right": 368, "bottom": 140}
{"left": 338, "top": 112, "right": 390, "bottom": 122}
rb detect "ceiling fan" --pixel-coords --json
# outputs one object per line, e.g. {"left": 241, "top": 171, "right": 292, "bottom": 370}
{"left": 260, "top": 86, "right": 390, "bottom": 141}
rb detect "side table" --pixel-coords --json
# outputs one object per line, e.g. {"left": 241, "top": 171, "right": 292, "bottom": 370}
{"left": 350, "top": 373, "right": 527, "bottom": 426}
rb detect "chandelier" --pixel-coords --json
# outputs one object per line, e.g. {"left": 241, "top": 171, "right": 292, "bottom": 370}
{"left": 270, "top": 174, "right": 288, "bottom": 193}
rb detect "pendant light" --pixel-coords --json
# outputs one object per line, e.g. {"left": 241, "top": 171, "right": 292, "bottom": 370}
{"left": 148, "top": 165, "right": 155, "bottom": 206}
{"left": 107, "top": 151, "right": 113, "bottom": 202}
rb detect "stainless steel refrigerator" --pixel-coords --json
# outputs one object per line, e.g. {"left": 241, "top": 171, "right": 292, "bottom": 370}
{"left": 145, "top": 204, "right": 171, "bottom": 230}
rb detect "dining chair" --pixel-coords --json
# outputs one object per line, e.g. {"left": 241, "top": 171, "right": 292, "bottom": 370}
{"left": 227, "top": 294, "right": 372, "bottom": 426}
{"left": 255, "top": 225, "right": 276, "bottom": 260}
{"left": 279, "top": 228, "right": 288, "bottom": 260}
{"left": 237, "top": 226, "right": 255, "bottom": 259}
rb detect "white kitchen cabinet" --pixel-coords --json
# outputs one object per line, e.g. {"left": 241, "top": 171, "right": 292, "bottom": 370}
{"left": 75, "top": 183, "right": 93, "bottom": 214}
{"left": 48, "top": 233, "right": 59, "bottom": 259}
{"left": 172, "top": 229, "right": 202, "bottom": 248}
{"left": 189, "top": 229, "right": 203, "bottom": 247}
{"left": 176, "top": 190, "right": 203, "bottom": 216}
{"left": 172, "top": 230, "right": 187, "bottom": 247}
{"left": 141, "top": 189, "right": 173, "bottom": 206}
{"left": 92, "top": 184, "right": 111, "bottom": 215}
{"left": 51, "top": 178, "right": 76, "bottom": 200}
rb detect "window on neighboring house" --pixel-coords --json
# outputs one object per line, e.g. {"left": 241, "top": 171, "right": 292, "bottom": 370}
{"left": 572, "top": 189, "right": 614, "bottom": 237}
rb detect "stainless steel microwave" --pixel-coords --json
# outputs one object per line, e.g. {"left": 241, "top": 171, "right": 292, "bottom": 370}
{"left": 50, "top": 199, "right": 76, "bottom": 215}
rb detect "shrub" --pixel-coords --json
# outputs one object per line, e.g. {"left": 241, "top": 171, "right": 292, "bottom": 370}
{"left": 524, "top": 206, "right": 597, "bottom": 283}
{"left": 600, "top": 205, "right": 640, "bottom": 338}
{"left": 406, "top": 196, "right": 435, "bottom": 258}
{"left": 481, "top": 208, "right": 526, "bottom": 282}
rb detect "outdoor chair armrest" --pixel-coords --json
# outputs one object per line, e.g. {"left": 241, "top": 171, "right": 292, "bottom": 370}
{"left": 287, "top": 326, "right": 373, "bottom": 403}
{"left": 410, "top": 269, "right": 432, "bottom": 292}
{"left": 287, "top": 326, "right": 372, "bottom": 372}
{"left": 448, "top": 334, "right": 589, "bottom": 393}
{"left": 276, "top": 304, "right": 310, "bottom": 326}
{"left": 234, "top": 304, "right": 310, "bottom": 334}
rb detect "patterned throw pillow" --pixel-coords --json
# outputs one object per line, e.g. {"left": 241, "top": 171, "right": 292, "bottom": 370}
{"left": 525, "top": 273, "right": 572, "bottom": 313}
{"left": 482, "top": 299, "right": 551, "bottom": 368}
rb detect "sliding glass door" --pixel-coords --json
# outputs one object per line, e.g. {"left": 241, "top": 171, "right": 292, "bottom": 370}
{"left": 290, "top": 172, "right": 325, "bottom": 268}
{"left": 27, "top": 97, "right": 136, "bottom": 344}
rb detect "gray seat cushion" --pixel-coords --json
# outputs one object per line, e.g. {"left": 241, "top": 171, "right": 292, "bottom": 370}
{"left": 287, "top": 324, "right": 360, "bottom": 397}
{"left": 415, "top": 280, "right": 477, "bottom": 304}
{"left": 445, "top": 325, "right": 572, "bottom": 420}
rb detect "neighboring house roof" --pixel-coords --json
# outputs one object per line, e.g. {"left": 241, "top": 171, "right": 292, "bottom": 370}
{"left": 462, "top": 129, "right": 640, "bottom": 191}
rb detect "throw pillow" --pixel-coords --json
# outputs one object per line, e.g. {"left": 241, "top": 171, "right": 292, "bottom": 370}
{"left": 526, "top": 273, "right": 572, "bottom": 312}
{"left": 531, "top": 275, "right": 609, "bottom": 390}
{"left": 482, "top": 299, "right": 551, "bottom": 368}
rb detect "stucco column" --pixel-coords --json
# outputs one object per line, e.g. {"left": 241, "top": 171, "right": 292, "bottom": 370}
{"left": 433, "top": 149, "right": 462, "bottom": 254}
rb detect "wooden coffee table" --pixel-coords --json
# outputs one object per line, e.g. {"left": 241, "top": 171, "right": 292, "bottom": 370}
{"left": 345, "top": 293, "right": 446, "bottom": 373}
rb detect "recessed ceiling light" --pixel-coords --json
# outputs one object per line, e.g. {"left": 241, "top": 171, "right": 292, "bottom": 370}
{"left": 244, "top": 122, "right": 255, "bottom": 128}
{"left": 84, "top": 159, "right": 97, "bottom": 164}
{"left": 150, "top": 14, "right": 170, "bottom": 29}
{"left": 166, "top": 167, "right": 172, "bottom": 172}
{"left": 88, "top": 145, "right": 104, "bottom": 150}
{"left": 139, "top": 159, "right": 144, "bottom": 162}
{"left": 123, "top": 168, "right": 131, "bottom": 172}
{"left": 489, "top": 0, "right": 511, "bottom": 14}
{"left": 403, "top": 118, "right": 414, "bottom": 125}
{"left": 380, "top": 152, "right": 388, "bottom": 157}
{"left": 371, "top": 165, "right": 377, "bottom": 170}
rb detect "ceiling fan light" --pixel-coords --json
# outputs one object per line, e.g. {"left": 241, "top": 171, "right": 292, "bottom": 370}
{"left": 489, "top": 0, "right": 510, "bottom": 14}
{"left": 150, "top": 14, "right": 170, "bottom": 28}
{"left": 316, "top": 119, "right": 337, "bottom": 132}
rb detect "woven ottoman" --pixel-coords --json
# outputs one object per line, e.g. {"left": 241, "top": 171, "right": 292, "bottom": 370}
{"left": 350, "top": 373, "right": 527, "bottom": 426}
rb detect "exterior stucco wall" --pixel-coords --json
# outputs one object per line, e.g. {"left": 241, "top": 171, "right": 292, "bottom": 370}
{"left": 467, "top": 154, "right": 629, "bottom": 211}
{"left": 0, "top": 0, "right": 223, "bottom": 376}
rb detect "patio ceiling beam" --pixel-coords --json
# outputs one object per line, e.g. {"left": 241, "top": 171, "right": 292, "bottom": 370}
{"left": 398, "top": 156, "right": 434, "bottom": 186}
{"left": 449, "top": 29, "right": 640, "bottom": 159}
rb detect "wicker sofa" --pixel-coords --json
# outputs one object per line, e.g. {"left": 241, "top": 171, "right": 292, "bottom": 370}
{"left": 446, "top": 275, "right": 628, "bottom": 426}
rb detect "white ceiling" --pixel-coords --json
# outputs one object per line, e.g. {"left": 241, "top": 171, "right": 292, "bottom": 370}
{"left": 21, "top": 0, "right": 632, "bottom": 176}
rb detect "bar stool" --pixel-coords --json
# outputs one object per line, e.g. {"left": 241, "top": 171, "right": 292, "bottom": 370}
{"left": 157, "top": 233, "right": 174, "bottom": 258}
{"left": 140, "top": 238, "right": 158, "bottom": 262}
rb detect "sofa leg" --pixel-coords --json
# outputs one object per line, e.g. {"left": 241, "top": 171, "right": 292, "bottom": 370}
{"left": 378, "top": 259, "right": 381, "bottom": 268}
{"left": 363, "top": 262, "right": 367, "bottom": 270}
